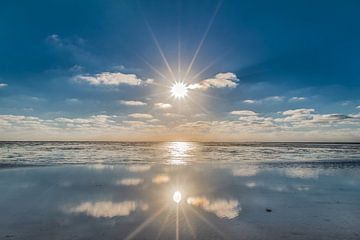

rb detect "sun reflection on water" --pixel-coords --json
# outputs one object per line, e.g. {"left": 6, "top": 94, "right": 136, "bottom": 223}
{"left": 167, "top": 142, "right": 194, "bottom": 165}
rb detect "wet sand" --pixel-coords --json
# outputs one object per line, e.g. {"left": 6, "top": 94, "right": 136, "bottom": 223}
{"left": 0, "top": 163, "right": 359, "bottom": 239}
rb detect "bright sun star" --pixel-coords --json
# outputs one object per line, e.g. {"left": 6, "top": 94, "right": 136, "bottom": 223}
{"left": 173, "top": 191, "right": 182, "bottom": 203}
{"left": 171, "top": 82, "right": 188, "bottom": 99}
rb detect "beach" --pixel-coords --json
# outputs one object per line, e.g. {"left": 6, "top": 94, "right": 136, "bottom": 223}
{"left": 1, "top": 142, "right": 360, "bottom": 239}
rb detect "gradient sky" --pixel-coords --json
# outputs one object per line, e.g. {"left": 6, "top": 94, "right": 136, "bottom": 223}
{"left": 1, "top": 0, "right": 360, "bottom": 141}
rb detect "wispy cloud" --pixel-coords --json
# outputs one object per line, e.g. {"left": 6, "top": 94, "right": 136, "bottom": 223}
{"left": 65, "top": 98, "right": 80, "bottom": 104}
{"left": 242, "top": 99, "right": 256, "bottom": 104}
{"left": 128, "top": 113, "right": 153, "bottom": 119}
{"left": 0, "top": 83, "right": 7, "bottom": 88}
{"left": 230, "top": 110, "right": 258, "bottom": 116}
{"left": 74, "top": 72, "right": 153, "bottom": 86}
{"left": 241, "top": 96, "right": 284, "bottom": 105}
{"left": 188, "top": 72, "right": 239, "bottom": 90}
{"left": 289, "top": 96, "right": 306, "bottom": 102}
{"left": 283, "top": 108, "right": 315, "bottom": 116}
{"left": 120, "top": 100, "right": 147, "bottom": 106}
{"left": 46, "top": 34, "right": 97, "bottom": 65}
{"left": 154, "top": 103, "right": 172, "bottom": 109}
{"left": 264, "top": 96, "right": 284, "bottom": 102}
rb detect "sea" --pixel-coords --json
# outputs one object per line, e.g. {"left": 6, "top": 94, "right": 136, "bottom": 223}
{"left": 0, "top": 142, "right": 359, "bottom": 239}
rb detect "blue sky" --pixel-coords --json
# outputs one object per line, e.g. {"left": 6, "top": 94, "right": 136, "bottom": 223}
{"left": 0, "top": 0, "right": 360, "bottom": 141}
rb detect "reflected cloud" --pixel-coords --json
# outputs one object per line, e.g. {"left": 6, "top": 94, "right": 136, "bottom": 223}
{"left": 284, "top": 168, "right": 319, "bottom": 179}
{"left": 88, "top": 164, "right": 114, "bottom": 170}
{"left": 245, "top": 181, "right": 257, "bottom": 188}
{"left": 116, "top": 178, "right": 144, "bottom": 186}
{"left": 294, "top": 185, "right": 311, "bottom": 191}
{"left": 127, "top": 164, "right": 151, "bottom": 172}
{"left": 152, "top": 174, "right": 170, "bottom": 184}
{"left": 59, "top": 180, "right": 72, "bottom": 187}
{"left": 270, "top": 185, "right": 288, "bottom": 192}
{"left": 187, "top": 196, "right": 240, "bottom": 219}
{"left": 68, "top": 201, "right": 148, "bottom": 218}
{"left": 232, "top": 166, "right": 259, "bottom": 177}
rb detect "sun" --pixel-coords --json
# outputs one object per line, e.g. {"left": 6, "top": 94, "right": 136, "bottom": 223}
{"left": 173, "top": 191, "right": 182, "bottom": 203}
{"left": 171, "top": 82, "right": 188, "bottom": 99}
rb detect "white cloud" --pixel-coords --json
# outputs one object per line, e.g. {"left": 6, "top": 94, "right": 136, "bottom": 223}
{"left": 230, "top": 110, "right": 258, "bottom": 116}
{"left": 68, "top": 201, "right": 148, "bottom": 218}
{"left": 128, "top": 113, "right": 153, "bottom": 119}
{"left": 188, "top": 72, "right": 238, "bottom": 90}
{"left": 74, "top": 72, "right": 153, "bottom": 86}
{"left": 356, "top": 105, "right": 360, "bottom": 109}
{"left": 289, "top": 97, "right": 306, "bottom": 102}
{"left": 145, "top": 78, "right": 155, "bottom": 84}
{"left": 243, "top": 99, "right": 256, "bottom": 104}
{"left": 147, "top": 118, "right": 160, "bottom": 123}
{"left": 154, "top": 103, "right": 172, "bottom": 109}
{"left": 283, "top": 108, "right": 315, "bottom": 116}
{"left": 119, "top": 100, "right": 147, "bottom": 106}
{"left": 187, "top": 197, "right": 240, "bottom": 219}
{"left": 0, "top": 83, "right": 8, "bottom": 88}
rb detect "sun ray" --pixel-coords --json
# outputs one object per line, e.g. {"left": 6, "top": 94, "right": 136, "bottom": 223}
{"left": 144, "top": 20, "right": 176, "bottom": 81}
{"left": 187, "top": 94, "right": 211, "bottom": 115}
{"left": 187, "top": 51, "right": 230, "bottom": 83}
{"left": 188, "top": 206, "right": 229, "bottom": 240}
{"left": 124, "top": 204, "right": 168, "bottom": 240}
{"left": 180, "top": 205, "right": 197, "bottom": 239}
{"left": 155, "top": 207, "right": 174, "bottom": 240}
{"left": 184, "top": 0, "right": 223, "bottom": 80}
{"left": 138, "top": 55, "right": 172, "bottom": 84}
{"left": 190, "top": 88, "right": 222, "bottom": 101}
{"left": 176, "top": 204, "right": 180, "bottom": 240}
{"left": 177, "top": 0, "right": 182, "bottom": 78}
{"left": 178, "top": 36, "right": 181, "bottom": 79}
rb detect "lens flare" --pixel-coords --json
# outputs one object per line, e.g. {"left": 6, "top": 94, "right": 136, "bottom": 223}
{"left": 173, "top": 191, "right": 182, "bottom": 203}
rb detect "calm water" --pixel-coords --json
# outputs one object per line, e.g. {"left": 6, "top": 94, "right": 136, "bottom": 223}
{"left": 1, "top": 142, "right": 360, "bottom": 166}
{"left": 0, "top": 142, "right": 360, "bottom": 239}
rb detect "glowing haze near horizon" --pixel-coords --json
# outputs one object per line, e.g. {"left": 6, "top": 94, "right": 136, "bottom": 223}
{"left": 1, "top": 0, "right": 360, "bottom": 141}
